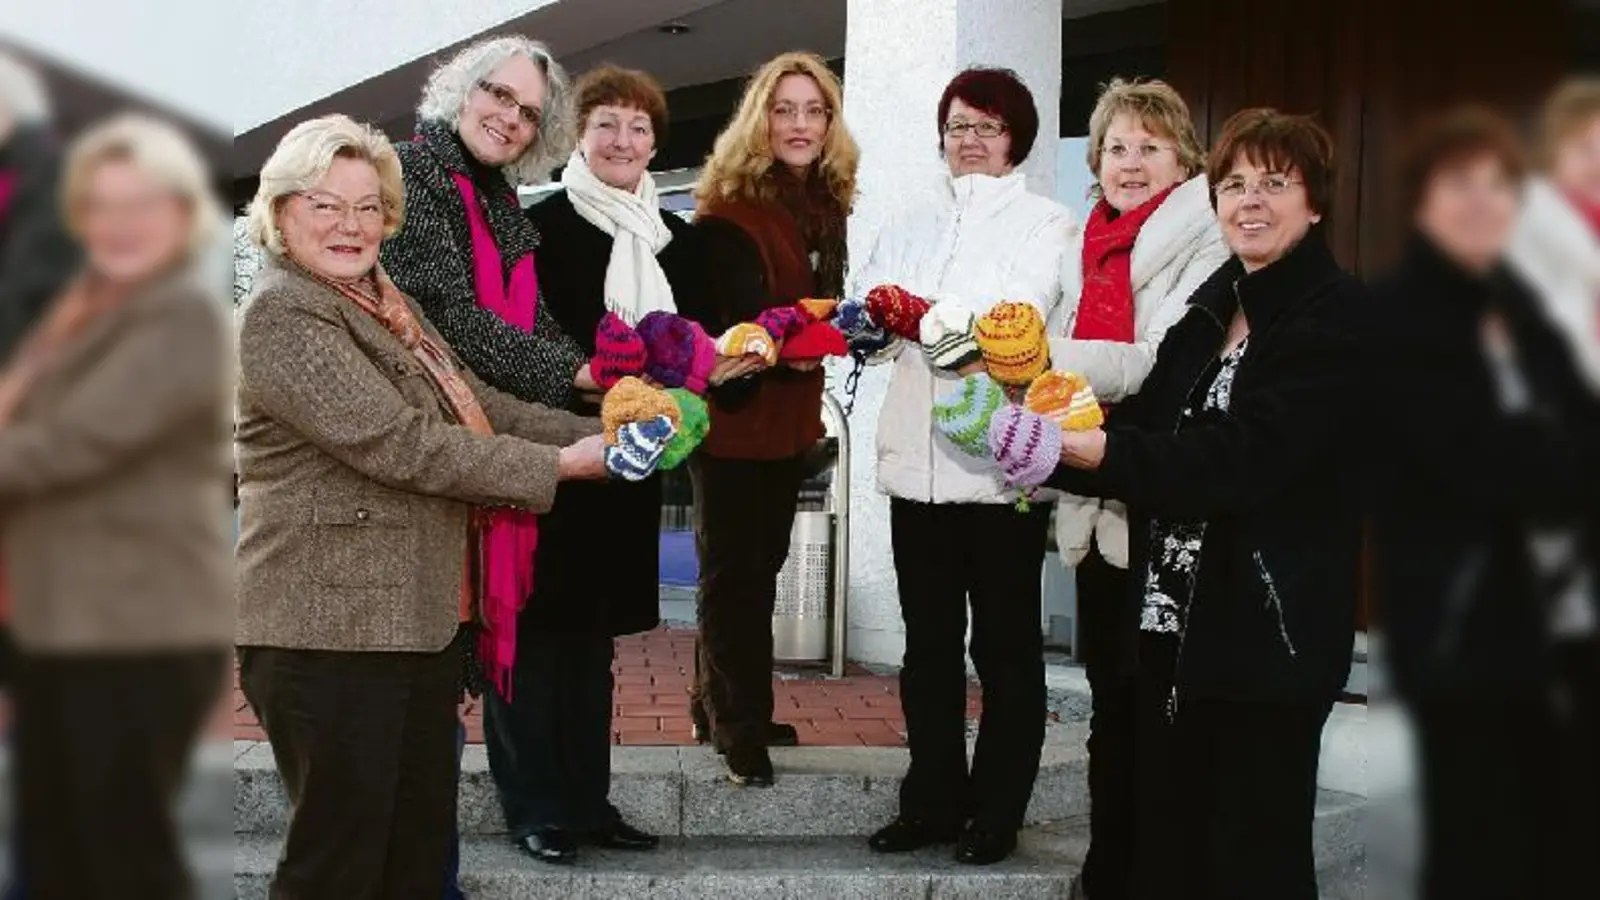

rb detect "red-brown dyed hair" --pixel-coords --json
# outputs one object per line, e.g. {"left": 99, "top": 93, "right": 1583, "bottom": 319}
{"left": 1206, "top": 108, "right": 1337, "bottom": 216}
{"left": 572, "top": 64, "right": 669, "bottom": 143}
{"left": 937, "top": 67, "right": 1039, "bottom": 166}
{"left": 1397, "top": 104, "right": 1526, "bottom": 217}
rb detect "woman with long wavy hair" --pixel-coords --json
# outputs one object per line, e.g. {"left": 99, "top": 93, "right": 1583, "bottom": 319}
{"left": 678, "top": 52, "right": 858, "bottom": 787}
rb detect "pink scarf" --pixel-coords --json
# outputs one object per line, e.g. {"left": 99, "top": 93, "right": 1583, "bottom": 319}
{"left": 452, "top": 171, "right": 541, "bottom": 701}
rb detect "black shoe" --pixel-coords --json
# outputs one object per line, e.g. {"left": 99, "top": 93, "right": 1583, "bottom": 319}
{"left": 724, "top": 745, "right": 775, "bottom": 786}
{"left": 515, "top": 828, "right": 577, "bottom": 865}
{"left": 867, "top": 816, "right": 961, "bottom": 853}
{"left": 696, "top": 720, "right": 801, "bottom": 747}
{"left": 954, "top": 825, "right": 1017, "bottom": 866}
{"left": 588, "top": 819, "right": 660, "bottom": 851}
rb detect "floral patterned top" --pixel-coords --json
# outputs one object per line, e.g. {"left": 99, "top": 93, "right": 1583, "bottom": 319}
{"left": 1140, "top": 337, "right": 1250, "bottom": 633}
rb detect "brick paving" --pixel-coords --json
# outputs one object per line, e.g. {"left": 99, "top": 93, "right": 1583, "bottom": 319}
{"left": 229, "top": 626, "right": 984, "bottom": 748}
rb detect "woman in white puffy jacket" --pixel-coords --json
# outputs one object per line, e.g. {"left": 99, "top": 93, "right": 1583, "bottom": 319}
{"left": 852, "top": 67, "right": 1075, "bottom": 867}
{"left": 1045, "top": 78, "right": 1226, "bottom": 900}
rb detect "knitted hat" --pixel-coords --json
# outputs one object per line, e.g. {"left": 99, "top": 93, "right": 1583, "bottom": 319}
{"left": 988, "top": 405, "right": 1062, "bottom": 489}
{"left": 975, "top": 302, "right": 1049, "bottom": 386}
{"left": 918, "top": 303, "right": 981, "bottom": 371}
{"left": 601, "top": 376, "right": 682, "bottom": 444}
{"left": 835, "top": 298, "right": 895, "bottom": 359}
{"left": 797, "top": 298, "right": 839, "bottom": 322}
{"left": 755, "top": 305, "right": 807, "bottom": 342}
{"left": 866, "top": 284, "right": 932, "bottom": 340}
{"left": 932, "top": 372, "right": 1008, "bottom": 457}
{"left": 605, "top": 415, "right": 677, "bottom": 481}
{"left": 635, "top": 311, "right": 697, "bottom": 389}
{"left": 715, "top": 322, "right": 778, "bottom": 365}
{"left": 591, "top": 312, "right": 648, "bottom": 389}
{"left": 1024, "top": 371, "right": 1104, "bottom": 431}
{"left": 683, "top": 321, "right": 717, "bottom": 395}
{"left": 779, "top": 320, "right": 848, "bottom": 360}
{"left": 659, "top": 389, "right": 710, "bottom": 470}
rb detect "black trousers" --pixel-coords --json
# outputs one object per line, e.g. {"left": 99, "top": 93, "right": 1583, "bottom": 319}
{"left": 238, "top": 632, "right": 463, "bottom": 900}
{"left": 889, "top": 498, "right": 1051, "bottom": 832}
{"left": 689, "top": 453, "right": 806, "bottom": 752}
{"left": 482, "top": 631, "right": 617, "bottom": 836}
{"left": 1075, "top": 544, "right": 1137, "bottom": 900}
{"left": 12, "top": 649, "right": 224, "bottom": 900}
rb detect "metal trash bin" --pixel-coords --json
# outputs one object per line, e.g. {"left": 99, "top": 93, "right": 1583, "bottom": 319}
{"left": 771, "top": 391, "right": 851, "bottom": 675}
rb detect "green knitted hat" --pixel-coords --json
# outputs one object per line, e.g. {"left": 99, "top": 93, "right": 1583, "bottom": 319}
{"left": 933, "top": 372, "right": 1007, "bottom": 457}
{"left": 659, "top": 389, "right": 710, "bottom": 470}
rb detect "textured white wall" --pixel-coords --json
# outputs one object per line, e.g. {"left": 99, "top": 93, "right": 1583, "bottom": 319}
{"left": 840, "top": 0, "right": 1063, "bottom": 667}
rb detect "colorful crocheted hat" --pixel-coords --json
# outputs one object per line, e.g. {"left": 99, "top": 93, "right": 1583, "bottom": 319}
{"left": 715, "top": 322, "right": 778, "bottom": 365}
{"left": 605, "top": 415, "right": 677, "bottom": 481}
{"left": 975, "top": 302, "right": 1049, "bottom": 386}
{"left": 601, "top": 376, "right": 682, "bottom": 444}
{"left": 683, "top": 321, "right": 717, "bottom": 395}
{"left": 866, "top": 284, "right": 932, "bottom": 340}
{"left": 591, "top": 311, "right": 648, "bottom": 389}
{"left": 918, "top": 302, "right": 981, "bottom": 371}
{"left": 636, "top": 311, "right": 697, "bottom": 389}
{"left": 659, "top": 389, "right": 710, "bottom": 470}
{"left": 932, "top": 372, "right": 1008, "bottom": 457}
{"left": 835, "top": 297, "right": 894, "bottom": 359}
{"left": 988, "top": 405, "right": 1062, "bottom": 490}
{"left": 779, "top": 320, "right": 848, "bottom": 360}
{"left": 755, "top": 305, "right": 807, "bottom": 342}
{"left": 1024, "top": 370, "right": 1104, "bottom": 431}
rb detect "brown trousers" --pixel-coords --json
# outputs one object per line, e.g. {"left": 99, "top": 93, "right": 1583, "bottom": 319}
{"left": 238, "top": 631, "right": 463, "bottom": 900}
{"left": 688, "top": 453, "right": 806, "bottom": 752}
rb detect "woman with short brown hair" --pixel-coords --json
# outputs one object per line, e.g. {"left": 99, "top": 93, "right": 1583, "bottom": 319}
{"left": 1048, "top": 108, "right": 1370, "bottom": 899}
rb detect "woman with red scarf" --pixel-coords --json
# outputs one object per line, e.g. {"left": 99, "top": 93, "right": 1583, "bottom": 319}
{"left": 1045, "top": 78, "right": 1226, "bottom": 900}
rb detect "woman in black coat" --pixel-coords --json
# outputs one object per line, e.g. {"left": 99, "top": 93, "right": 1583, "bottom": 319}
{"left": 1047, "top": 109, "right": 1369, "bottom": 900}
{"left": 1370, "top": 107, "right": 1600, "bottom": 900}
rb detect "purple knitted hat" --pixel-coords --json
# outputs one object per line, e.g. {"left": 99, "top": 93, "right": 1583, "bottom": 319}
{"left": 636, "top": 311, "right": 697, "bottom": 389}
{"left": 987, "top": 405, "right": 1062, "bottom": 490}
{"left": 684, "top": 321, "right": 717, "bottom": 395}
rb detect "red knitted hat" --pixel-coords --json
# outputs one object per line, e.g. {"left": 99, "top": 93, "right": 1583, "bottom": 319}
{"left": 591, "top": 312, "right": 648, "bottom": 389}
{"left": 779, "top": 320, "right": 848, "bottom": 360}
{"left": 866, "top": 284, "right": 932, "bottom": 340}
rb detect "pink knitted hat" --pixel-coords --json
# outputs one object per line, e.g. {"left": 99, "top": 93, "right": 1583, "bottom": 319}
{"left": 684, "top": 321, "right": 717, "bottom": 395}
{"left": 591, "top": 312, "right": 648, "bottom": 389}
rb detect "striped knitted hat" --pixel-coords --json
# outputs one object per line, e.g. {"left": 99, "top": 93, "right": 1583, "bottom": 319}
{"left": 591, "top": 312, "right": 648, "bottom": 389}
{"left": 636, "top": 311, "right": 697, "bottom": 389}
{"left": 866, "top": 284, "right": 932, "bottom": 340}
{"left": 988, "top": 405, "right": 1062, "bottom": 489}
{"left": 932, "top": 372, "right": 1008, "bottom": 457}
{"left": 605, "top": 415, "right": 677, "bottom": 481}
{"left": 1024, "top": 371, "right": 1104, "bottom": 431}
{"left": 601, "top": 376, "right": 682, "bottom": 444}
{"left": 918, "top": 302, "right": 981, "bottom": 371}
{"left": 975, "top": 302, "right": 1049, "bottom": 385}
{"left": 659, "top": 389, "right": 710, "bottom": 470}
{"left": 716, "top": 322, "right": 778, "bottom": 365}
{"left": 755, "top": 305, "right": 807, "bottom": 342}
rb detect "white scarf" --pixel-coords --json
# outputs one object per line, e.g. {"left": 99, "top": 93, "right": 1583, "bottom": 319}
{"left": 560, "top": 149, "right": 675, "bottom": 325}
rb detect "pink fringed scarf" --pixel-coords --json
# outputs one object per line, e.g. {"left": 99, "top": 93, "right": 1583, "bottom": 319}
{"left": 452, "top": 171, "right": 541, "bottom": 702}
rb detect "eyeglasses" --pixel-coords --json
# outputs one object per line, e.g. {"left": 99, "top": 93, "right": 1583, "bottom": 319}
{"left": 944, "top": 120, "right": 1007, "bottom": 139}
{"left": 1215, "top": 174, "right": 1302, "bottom": 199}
{"left": 1102, "top": 142, "right": 1172, "bottom": 161}
{"left": 476, "top": 80, "right": 543, "bottom": 129}
{"left": 771, "top": 103, "right": 831, "bottom": 124}
{"left": 297, "top": 192, "right": 385, "bottom": 227}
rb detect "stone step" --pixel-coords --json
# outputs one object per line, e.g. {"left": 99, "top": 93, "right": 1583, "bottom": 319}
{"left": 234, "top": 790, "right": 1365, "bottom": 900}
{"left": 234, "top": 722, "right": 1092, "bottom": 838}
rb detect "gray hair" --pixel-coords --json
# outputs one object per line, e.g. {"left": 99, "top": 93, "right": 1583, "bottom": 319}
{"left": 0, "top": 50, "right": 51, "bottom": 125}
{"left": 416, "top": 35, "right": 572, "bottom": 186}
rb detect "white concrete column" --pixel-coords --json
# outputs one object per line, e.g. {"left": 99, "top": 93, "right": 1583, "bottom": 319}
{"left": 836, "top": 0, "right": 1063, "bottom": 667}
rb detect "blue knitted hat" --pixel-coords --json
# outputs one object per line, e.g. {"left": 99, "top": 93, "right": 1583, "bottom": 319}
{"left": 605, "top": 415, "right": 677, "bottom": 481}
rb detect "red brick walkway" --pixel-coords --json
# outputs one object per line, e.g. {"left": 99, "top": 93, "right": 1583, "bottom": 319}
{"left": 230, "top": 627, "right": 982, "bottom": 748}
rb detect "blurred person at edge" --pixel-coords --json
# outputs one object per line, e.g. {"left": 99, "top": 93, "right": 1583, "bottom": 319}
{"left": 1045, "top": 109, "right": 1370, "bottom": 900}
{"left": 0, "top": 114, "right": 230, "bottom": 900}
{"left": 234, "top": 114, "right": 607, "bottom": 900}
{"left": 1375, "top": 108, "right": 1600, "bottom": 900}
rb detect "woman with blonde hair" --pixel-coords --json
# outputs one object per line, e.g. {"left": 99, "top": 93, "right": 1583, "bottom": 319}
{"left": 235, "top": 113, "right": 607, "bottom": 899}
{"left": 2, "top": 112, "right": 229, "bottom": 900}
{"left": 1049, "top": 76, "right": 1226, "bottom": 899}
{"left": 678, "top": 51, "right": 858, "bottom": 787}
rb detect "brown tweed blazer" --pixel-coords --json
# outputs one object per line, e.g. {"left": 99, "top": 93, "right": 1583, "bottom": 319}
{"left": 235, "top": 256, "right": 598, "bottom": 653}
{"left": 0, "top": 264, "right": 233, "bottom": 653}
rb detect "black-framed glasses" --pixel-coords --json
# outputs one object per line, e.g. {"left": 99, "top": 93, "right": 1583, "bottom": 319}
{"left": 476, "top": 80, "right": 542, "bottom": 129}
{"left": 944, "top": 120, "right": 1007, "bottom": 139}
